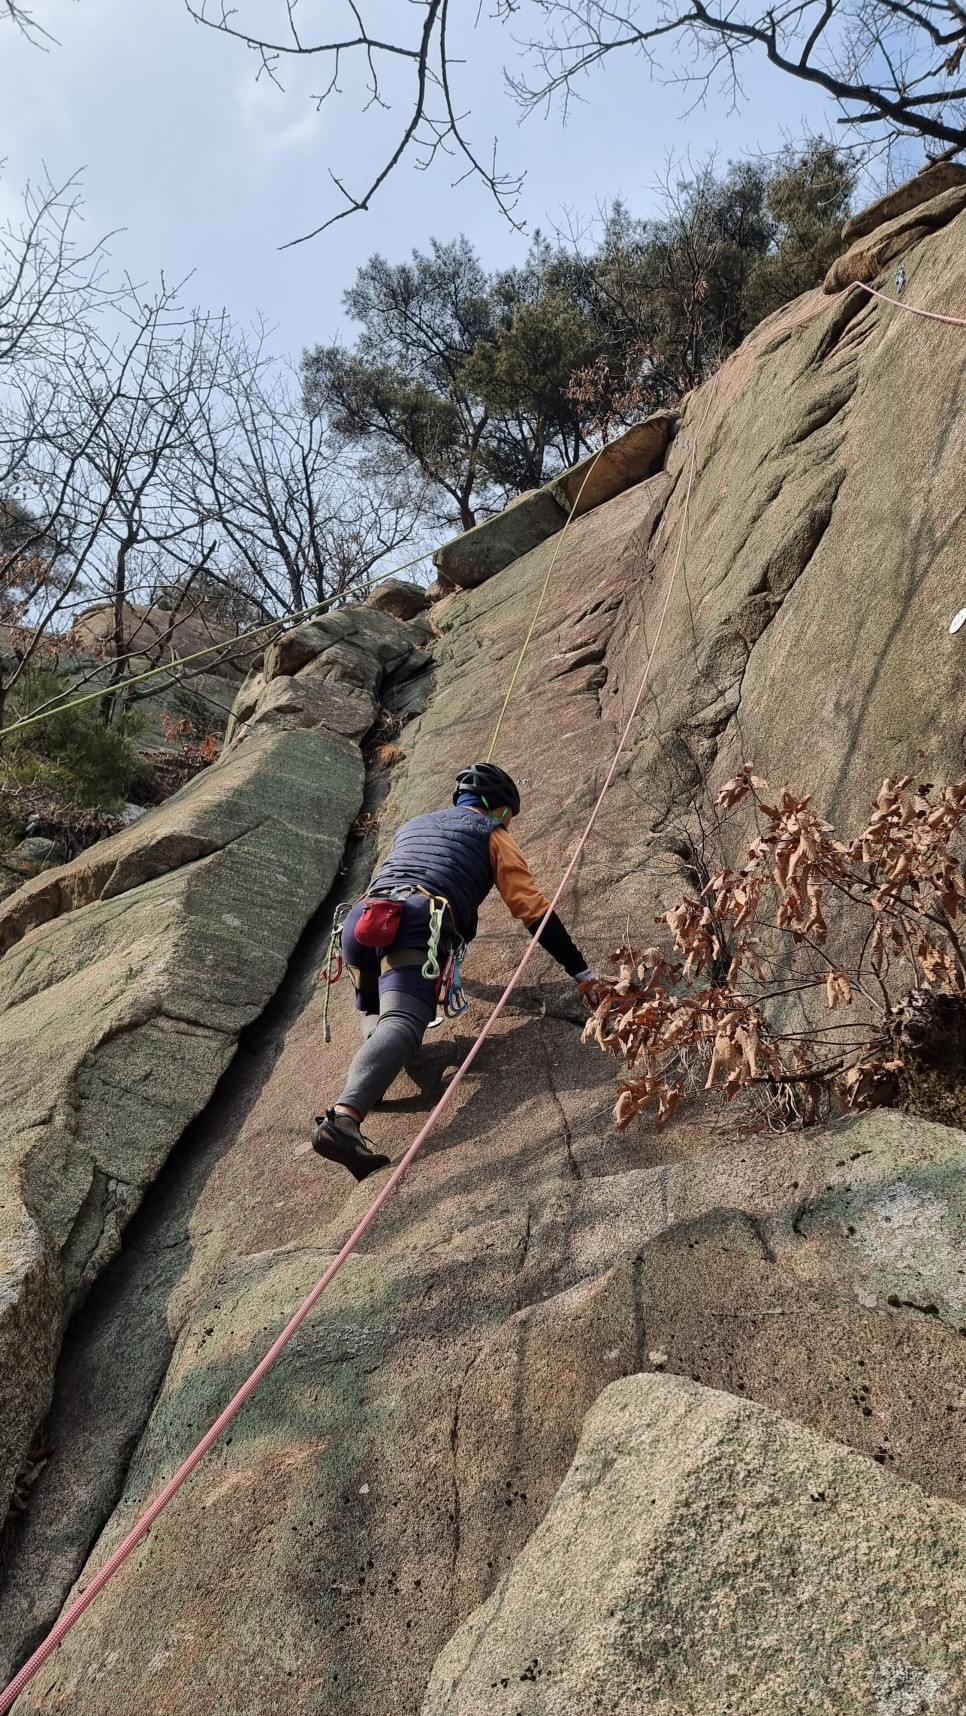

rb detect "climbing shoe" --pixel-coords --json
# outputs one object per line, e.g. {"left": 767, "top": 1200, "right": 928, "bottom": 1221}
{"left": 311, "top": 1109, "right": 391, "bottom": 1182}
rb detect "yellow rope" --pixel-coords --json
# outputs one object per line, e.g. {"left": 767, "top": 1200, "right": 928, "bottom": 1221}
{"left": 486, "top": 448, "right": 606, "bottom": 763}
{"left": 0, "top": 544, "right": 439, "bottom": 743}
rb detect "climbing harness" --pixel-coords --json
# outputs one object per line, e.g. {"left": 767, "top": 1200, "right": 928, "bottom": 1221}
{"left": 320, "top": 887, "right": 454, "bottom": 1044}
{"left": 11, "top": 276, "right": 966, "bottom": 1713}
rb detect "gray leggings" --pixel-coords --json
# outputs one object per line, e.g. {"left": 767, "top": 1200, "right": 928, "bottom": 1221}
{"left": 337, "top": 990, "right": 437, "bottom": 1118}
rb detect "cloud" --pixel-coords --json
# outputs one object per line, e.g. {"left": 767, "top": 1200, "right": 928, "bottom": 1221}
{"left": 233, "top": 70, "right": 327, "bottom": 155}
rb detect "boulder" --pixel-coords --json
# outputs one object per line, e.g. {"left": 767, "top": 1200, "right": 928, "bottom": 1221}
{"left": 433, "top": 489, "right": 566, "bottom": 592}
{"left": 824, "top": 182, "right": 966, "bottom": 290}
{"left": 364, "top": 579, "right": 430, "bottom": 621}
{"left": 612, "top": 1199, "right": 966, "bottom": 1503}
{"left": 6, "top": 836, "right": 61, "bottom": 869}
{"left": 843, "top": 161, "right": 966, "bottom": 242}
{"left": 71, "top": 601, "right": 252, "bottom": 680}
{"left": 227, "top": 669, "right": 378, "bottom": 745}
{"left": 424, "top": 1373, "right": 966, "bottom": 1714}
{"left": 435, "top": 1109, "right": 966, "bottom": 1635}
{"left": 226, "top": 606, "right": 417, "bottom": 750}
{"left": 262, "top": 608, "right": 415, "bottom": 683}
{"left": 546, "top": 412, "right": 675, "bottom": 518}
{"left": 295, "top": 666, "right": 380, "bottom": 738}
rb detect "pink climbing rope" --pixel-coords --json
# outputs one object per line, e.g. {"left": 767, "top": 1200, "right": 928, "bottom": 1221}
{"left": 857, "top": 281, "right": 966, "bottom": 325}
{"left": 750, "top": 278, "right": 966, "bottom": 347}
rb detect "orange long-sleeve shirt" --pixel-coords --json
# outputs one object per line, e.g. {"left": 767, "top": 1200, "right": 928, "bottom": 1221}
{"left": 488, "top": 826, "right": 552, "bottom": 924}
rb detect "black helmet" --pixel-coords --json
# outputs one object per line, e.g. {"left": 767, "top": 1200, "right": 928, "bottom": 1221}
{"left": 453, "top": 762, "right": 521, "bottom": 818}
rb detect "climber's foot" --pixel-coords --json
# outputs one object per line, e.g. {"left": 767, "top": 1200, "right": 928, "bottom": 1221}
{"left": 311, "top": 1109, "right": 391, "bottom": 1181}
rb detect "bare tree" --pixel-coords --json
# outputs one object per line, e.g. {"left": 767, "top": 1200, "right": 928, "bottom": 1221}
{"left": 194, "top": 321, "right": 426, "bottom": 616}
{"left": 185, "top": 0, "right": 966, "bottom": 238}
{"left": 0, "top": 279, "right": 236, "bottom": 724}
{"left": 0, "top": 173, "right": 114, "bottom": 371}
{"left": 0, "top": 184, "right": 429, "bottom": 734}
{"left": 0, "top": 176, "right": 123, "bottom": 723}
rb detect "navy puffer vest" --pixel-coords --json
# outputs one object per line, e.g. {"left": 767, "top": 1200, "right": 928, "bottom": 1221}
{"left": 370, "top": 807, "right": 498, "bottom": 941}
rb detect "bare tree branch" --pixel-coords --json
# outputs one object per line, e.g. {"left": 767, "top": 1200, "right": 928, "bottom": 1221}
{"left": 1, "top": 0, "right": 56, "bottom": 47}
{"left": 183, "top": 0, "right": 966, "bottom": 235}
{"left": 185, "top": 0, "right": 524, "bottom": 242}
{"left": 512, "top": 0, "right": 966, "bottom": 155}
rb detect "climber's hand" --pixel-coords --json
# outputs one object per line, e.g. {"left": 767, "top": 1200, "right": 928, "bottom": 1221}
{"left": 575, "top": 969, "right": 602, "bottom": 1009}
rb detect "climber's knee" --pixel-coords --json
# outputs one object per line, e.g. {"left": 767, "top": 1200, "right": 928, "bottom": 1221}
{"left": 376, "top": 988, "right": 436, "bottom": 1057}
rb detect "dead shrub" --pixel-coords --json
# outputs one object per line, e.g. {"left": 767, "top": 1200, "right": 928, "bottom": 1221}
{"left": 370, "top": 742, "right": 406, "bottom": 769}
{"left": 585, "top": 766, "right": 966, "bottom": 1131}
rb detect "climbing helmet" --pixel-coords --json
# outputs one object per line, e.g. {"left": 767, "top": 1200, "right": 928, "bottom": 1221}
{"left": 453, "top": 762, "right": 521, "bottom": 819}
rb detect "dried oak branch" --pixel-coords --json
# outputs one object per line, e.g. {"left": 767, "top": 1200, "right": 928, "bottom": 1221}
{"left": 585, "top": 767, "right": 966, "bottom": 1131}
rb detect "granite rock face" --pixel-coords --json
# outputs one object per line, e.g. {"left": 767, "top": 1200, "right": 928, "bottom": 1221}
{"left": 632, "top": 195, "right": 966, "bottom": 842}
{"left": 6, "top": 184, "right": 966, "bottom": 1716}
{"left": 0, "top": 727, "right": 364, "bottom": 1532}
{"left": 423, "top": 1372, "right": 966, "bottom": 1715}
{"left": 71, "top": 601, "right": 248, "bottom": 679}
{"left": 364, "top": 579, "right": 430, "bottom": 620}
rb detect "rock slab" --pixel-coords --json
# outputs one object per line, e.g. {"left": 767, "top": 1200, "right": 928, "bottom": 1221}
{"left": 424, "top": 1372, "right": 966, "bottom": 1714}
{"left": 0, "top": 723, "right": 364, "bottom": 1530}
{"left": 547, "top": 412, "right": 675, "bottom": 517}
{"left": 433, "top": 489, "right": 567, "bottom": 592}
{"left": 843, "top": 161, "right": 966, "bottom": 242}
{"left": 824, "top": 183, "right": 966, "bottom": 290}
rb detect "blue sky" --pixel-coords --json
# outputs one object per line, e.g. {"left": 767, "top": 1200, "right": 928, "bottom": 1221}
{"left": 1, "top": 0, "right": 875, "bottom": 359}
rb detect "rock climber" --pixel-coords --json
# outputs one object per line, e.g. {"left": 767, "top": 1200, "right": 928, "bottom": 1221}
{"left": 311, "top": 762, "right": 598, "bottom": 1180}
